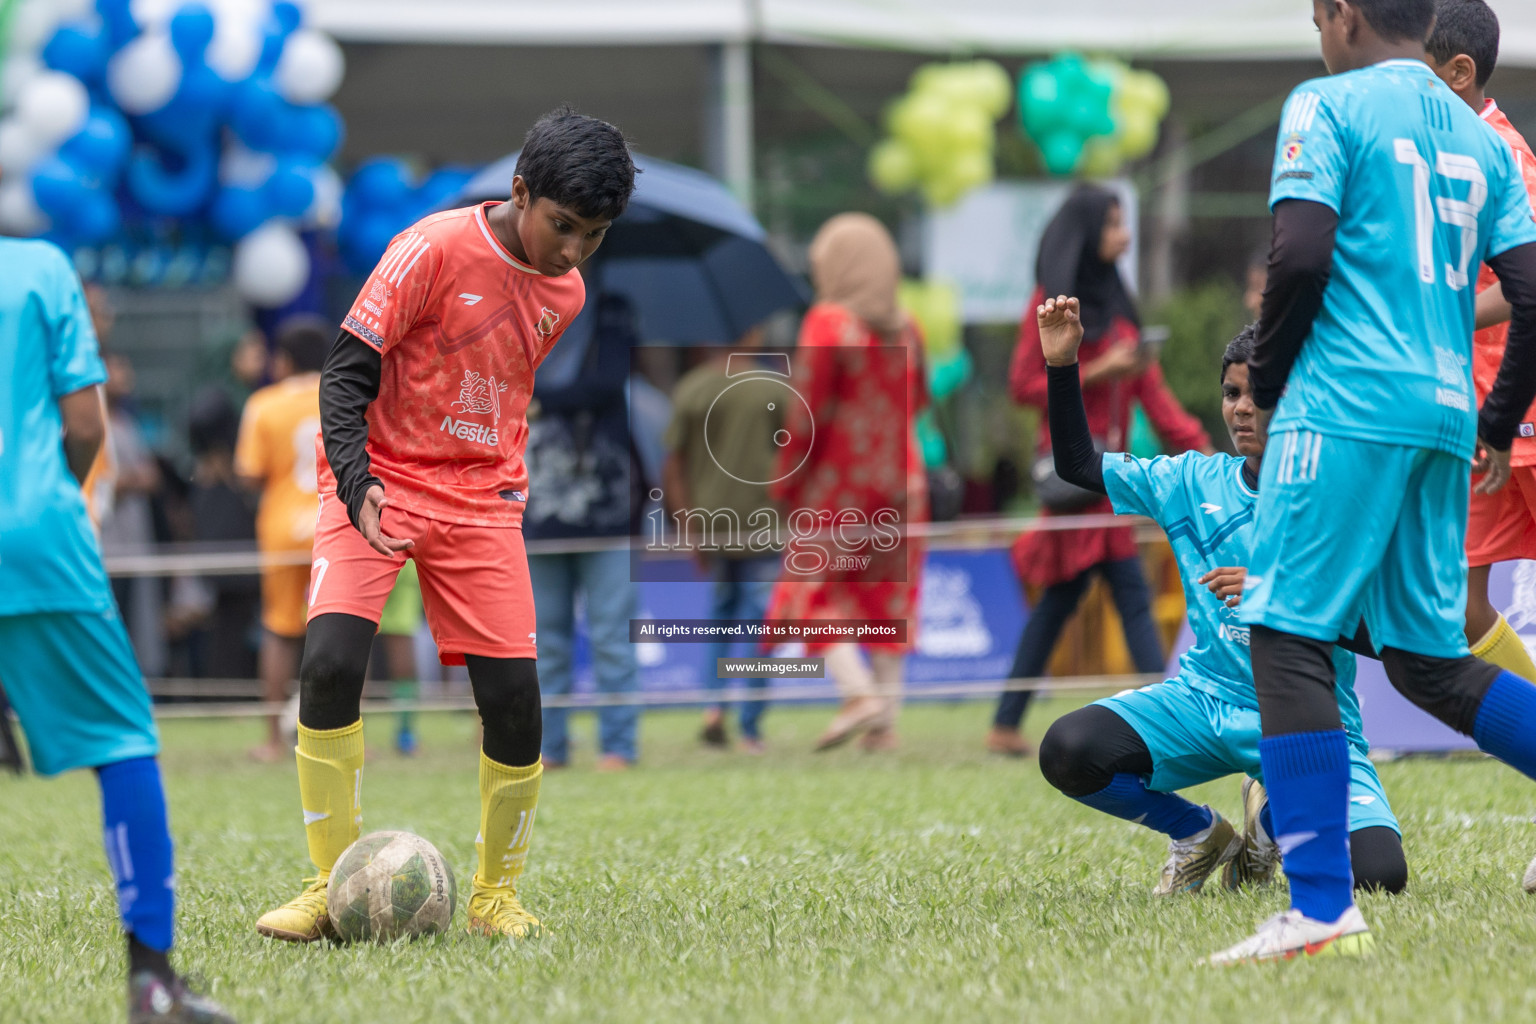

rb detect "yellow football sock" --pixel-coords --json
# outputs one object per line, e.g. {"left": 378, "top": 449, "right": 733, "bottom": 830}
{"left": 295, "top": 720, "right": 364, "bottom": 874}
{"left": 475, "top": 753, "right": 542, "bottom": 891}
{"left": 1471, "top": 614, "right": 1536, "bottom": 683}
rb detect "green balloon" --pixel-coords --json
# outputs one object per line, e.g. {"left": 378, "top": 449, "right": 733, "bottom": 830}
{"left": 1018, "top": 53, "right": 1118, "bottom": 176}
{"left": 1040, "top": 131, "right": 1085, "bottom": 176}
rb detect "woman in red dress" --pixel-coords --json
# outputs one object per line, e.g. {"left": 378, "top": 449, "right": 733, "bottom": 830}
{"left": 987, "top": 185, "right": 1211, "bottom": 756}
{"left": 766, "top": 213, "right": 929, "bottom": 753}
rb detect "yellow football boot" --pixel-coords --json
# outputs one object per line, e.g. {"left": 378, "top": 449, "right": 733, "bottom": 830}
{"left": 255, "top": 875, "right": 335, "bottom": 943}
{"left": 466, "top": 884, "right": 543, "bottom": 939}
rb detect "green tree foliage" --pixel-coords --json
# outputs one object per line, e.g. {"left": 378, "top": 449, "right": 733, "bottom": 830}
{"left": 1144, "top": 280, "right": 1249, "bottom": 451}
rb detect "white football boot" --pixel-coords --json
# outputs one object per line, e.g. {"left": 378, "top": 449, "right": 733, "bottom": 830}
{"left": 1207, "top": 905, "right": 1374, "bottom": 965}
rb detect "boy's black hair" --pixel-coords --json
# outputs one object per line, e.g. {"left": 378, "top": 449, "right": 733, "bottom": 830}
{"left": 1427, "top": 0, "right": 1499, "bottom": 87}
{"left": 188, "top": 387, "right": 240, "bottom": 456}
{"left": 1222, "top": 323, "right": 1258, "bottom": 383}
{"left": 1329, "top": 0, "right": 1435, "bottom": 45}
{"left": 274, "top": 315, "right": 330, "bottom": 374}
{"left": 515, "top": 108, "right": 637, "bottom": 222}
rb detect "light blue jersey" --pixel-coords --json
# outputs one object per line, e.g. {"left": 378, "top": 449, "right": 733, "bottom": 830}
{"left": 1268, "top": 59, "right": 1536, "bottom": 457}
{"left": 0, "top": 239, "right": 112, "bottom": 616}
{"left": 1102, "top": 451, "right": 1363, "bottom": 733}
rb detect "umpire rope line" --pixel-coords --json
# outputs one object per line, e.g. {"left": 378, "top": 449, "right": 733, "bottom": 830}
{"left": 101, "top": 513, "right": 1164, "bottom": 578}
{"left": 140, "top": 674, "right": 1164, "bottom": 719}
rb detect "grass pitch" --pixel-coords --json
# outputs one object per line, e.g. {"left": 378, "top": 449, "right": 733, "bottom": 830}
{"left": 4, "top": 698, "right": 1536, "bottom": 1023}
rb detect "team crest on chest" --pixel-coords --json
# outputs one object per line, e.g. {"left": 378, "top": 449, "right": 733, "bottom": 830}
{"left": 536, "top": 307, "right": 560, "bottom": 337}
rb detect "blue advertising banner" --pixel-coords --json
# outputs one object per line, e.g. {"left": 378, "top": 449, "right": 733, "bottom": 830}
{"left": 564, "top": 549, "right": 1026, "bottom": 695}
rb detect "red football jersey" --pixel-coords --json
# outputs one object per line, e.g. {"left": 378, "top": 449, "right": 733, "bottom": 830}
{"left": 321, "top": 201, "right": 586, "bottom": 526}
{"left": 1474, "top": 100, "right": 1536, "bottom": 466}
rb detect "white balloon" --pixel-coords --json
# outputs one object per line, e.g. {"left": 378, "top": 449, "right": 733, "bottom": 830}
{"left": 233, "top": 222, "right": 310, "bottom": 307}
{"left": 302, "top": 163, "right": 342, "bottom": 229}
{"left": 219, "top": 141, "right": 275, "bottom": 187}
{"left": 128, "top": 0, "right": 180, "bottom": 29}
{"left": 0, "top": 179, "right": 49, "bottom": 237}
{"left": 0, "top": 118, "right": 47, "bottom": 175}
{"left": 206, "top": 19, "right": 264, "bottom": 82}
{"left": 273, "top": 29, "right": 344, "bottom": 105}
{"left": 1, "top": 56, "right": 41, "bottom": 113}
{"left": 107, "top": 32, "right": 182, "bottom": 116}
{"left": 16, "top": 71, "right": 89, "bottom": 148}
{"left": 8, "top": 0, "right": 62, "bottom": 53}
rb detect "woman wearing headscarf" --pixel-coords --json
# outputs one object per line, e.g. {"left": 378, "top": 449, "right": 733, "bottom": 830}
{"left": 765, "top": 213, "right": 929, "bottom": 753}
{"left": 987, "top": 185, "right": 1211, "bottom": 756}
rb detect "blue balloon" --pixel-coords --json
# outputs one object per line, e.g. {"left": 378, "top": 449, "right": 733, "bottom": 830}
{"left": 42, "top": 23, "right": 109, "bottom": 83}
{"left": 230, "top": 78, "right": 284, "bottom": 150}
{"left": 31, "top": 157, "right": 91, "bottom": 220}
{"left": 127, "top": 146, "right": 217, "bottom": 216}
{"left": 169, "top": 3, "right": 216, "bottom": 60}
{"left": 413, "top": 167, "right": 476, "bottom": 213}
{"left": 284, "top": 104, "right": 343, "bottom": 162}
{"left": 341, "top": 214, "right": 400, "bottom": 275}
{"left": 211, "top": 186, "right": 269, "bottom": 240}
{"left": 348, "top": 158, "right": 412, "bottom": 210}
{"left": 59, "top": 108, "right": 132, "bottom": 181}
{"left": 265, "top": 159, "right": 316, "bottom": 218}
{"left": 272, "top": 1, "right": 304, "bottom": 35}
{"left": 71, "top": 191, "right": 122, "bottom": 244}
{"left": 98, "top": 0, "right": 137, "bottom": 48}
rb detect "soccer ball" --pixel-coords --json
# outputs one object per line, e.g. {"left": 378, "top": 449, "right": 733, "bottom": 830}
{"left": 327, "top": 831, "right": 457, "bottom": 942}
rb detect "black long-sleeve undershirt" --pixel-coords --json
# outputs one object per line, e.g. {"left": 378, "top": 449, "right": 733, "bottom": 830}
{"left": 1479, "top": 241, "right": 1536, "bottom": 451}
{"left": 319, "top": 330, "right": 383, "bottom": 530}
{"left": 1046, "top": 363, "right": 1107, "bottom": 494}
{"left": 1248, "top": 199, "right": 1338, "bottom": 411}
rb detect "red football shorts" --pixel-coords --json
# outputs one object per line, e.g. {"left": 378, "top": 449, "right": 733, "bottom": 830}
{"left": 306, "top": 492, "right": 536, "bottom": 663}
{"left": 1467, "top": 466, "right": 1536, "bottom": 567}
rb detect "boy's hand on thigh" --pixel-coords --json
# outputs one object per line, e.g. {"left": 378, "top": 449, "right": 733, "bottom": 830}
{"left": 1473, "top": 441, "right": 1511, "bottom": 496}
{"left": 358, "top": 485, "right": 416, "bottom": 556}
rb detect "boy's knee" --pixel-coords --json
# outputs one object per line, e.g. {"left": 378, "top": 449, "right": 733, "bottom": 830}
{"left": 1380, "top": 649, "right": 1498, "bottom": 736}
{"left": 1039, "top": 713, "right": 1105, "bottom": 797}
{"left": 1350, "top": 826, "right": 1407, "bottom": 895}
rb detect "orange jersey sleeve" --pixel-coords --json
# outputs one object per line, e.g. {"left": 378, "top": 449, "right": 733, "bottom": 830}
{"left": 237, "top": 375, "right": 322, "bottom": 550}
{"left": 1473, "top": 101, "right": 1536, "bottom": 465}
{"left": 321, "top": 202, "right": 587, "bottom": 527}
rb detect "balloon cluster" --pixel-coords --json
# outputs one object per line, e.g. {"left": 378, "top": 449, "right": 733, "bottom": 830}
{"left": 1017, "top": 53, "right": 1170, "bottom": 178}
{"left": 868, "top": 60, "right": 1012, "bottom": 208}
{"left": 0, "top": 0, "right": 346, "bottom": 306}
{"left": 337, "top": 158, "right": 475, "bottom": 276}
{"left": 899, "top": 277, "right": 972, "bottom": 467}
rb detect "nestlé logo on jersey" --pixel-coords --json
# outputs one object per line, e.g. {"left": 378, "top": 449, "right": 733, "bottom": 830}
{"left": 440, "top": 369, "right": 507, "bottom": 446}
{"left": 362, "top": 279, "right": 389, "bottom": 317}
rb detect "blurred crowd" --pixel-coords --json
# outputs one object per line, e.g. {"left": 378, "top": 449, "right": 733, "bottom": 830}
{"left": 88, "top": 185, "right": 1219, "bottom": 771}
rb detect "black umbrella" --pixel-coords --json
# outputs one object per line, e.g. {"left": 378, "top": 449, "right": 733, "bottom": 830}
{"left": 452, "top": 152, "right": 807, "bottom": 344}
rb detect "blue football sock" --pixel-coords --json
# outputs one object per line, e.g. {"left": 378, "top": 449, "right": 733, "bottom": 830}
{"left": 1075, "top": 773, "right": 1214, "bottom": 839}
{"left": 1473, "top": 671, "right": 1536, "bottom": 779}
{"left": 1258, "top": 730, "right": 1352, "bottom": 923}
{"left": 97, "top": 757, "right": 175, "bottom": 953}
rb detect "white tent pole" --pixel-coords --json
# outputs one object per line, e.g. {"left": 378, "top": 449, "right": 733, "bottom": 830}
{"left": 706, "top": 39, "right": 757, "bottom": 210}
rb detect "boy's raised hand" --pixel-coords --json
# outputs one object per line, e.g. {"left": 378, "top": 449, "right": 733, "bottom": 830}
{"left": 1039, "top": 295, "right": 1084, "bottom": 367}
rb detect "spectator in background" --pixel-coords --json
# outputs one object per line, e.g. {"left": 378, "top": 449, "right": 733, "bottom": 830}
{"left": 766, "top": 213, "right": 930, "bottom": 753}
{"left": 524, "top": 292, "right": 645, "bottom": 771}
{"left": 180, "top": 388, "right": 259, "bottom": 682}
{"left": 988, "top": 185, "right": 1211, "bottom": 757}
{"left": 664, "top": 330, "right": 781, "bottom": 752}
{"left": 1243, "top": 249, "right": 1268, "bottom": 321}
{"left": 99, "top": 351, "right": 166, "bottom": 678}
{"left": 235, "top": 317, "right": 326, "bottom": 762}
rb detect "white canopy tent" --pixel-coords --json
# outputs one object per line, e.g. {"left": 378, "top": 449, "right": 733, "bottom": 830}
{"left": 309, "top": 0, "right": 1536, "bottom": 65}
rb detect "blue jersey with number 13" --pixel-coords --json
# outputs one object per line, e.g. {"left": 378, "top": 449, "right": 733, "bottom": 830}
{"left": 1267, "top": 59, "right": 1536, "bottom": 457}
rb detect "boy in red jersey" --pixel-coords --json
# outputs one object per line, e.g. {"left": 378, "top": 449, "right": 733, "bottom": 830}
{"left": 256, "top": 110, "right": 636, "bottom": 942}
{"left": 1427, "top": 0, "right": 1536, "bottom": 685}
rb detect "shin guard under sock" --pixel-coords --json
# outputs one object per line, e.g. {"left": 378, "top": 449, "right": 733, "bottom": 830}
{"left": 1075, "top": 773, "right": 1214, "bottom": 839}
{"left": 97, "top": 757, "right": 175, "bottom": 954}
{"left": 1258, "top": 730, "right": 1353, "bottom": 923}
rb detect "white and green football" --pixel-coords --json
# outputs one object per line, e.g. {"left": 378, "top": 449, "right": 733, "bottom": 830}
{"left": 326, "top": 830, "right": 457, "bottom": 942}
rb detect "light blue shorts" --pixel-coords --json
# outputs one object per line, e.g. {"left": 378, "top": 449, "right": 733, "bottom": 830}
{"left": 1240, "top": 430, "right": 1470, "bottom": 658}
{"left": 0, "top": 609, "right": 159, "bottom": 776}
{"left": 1095, "top": 678, "right": 1399, "bottom": 834}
